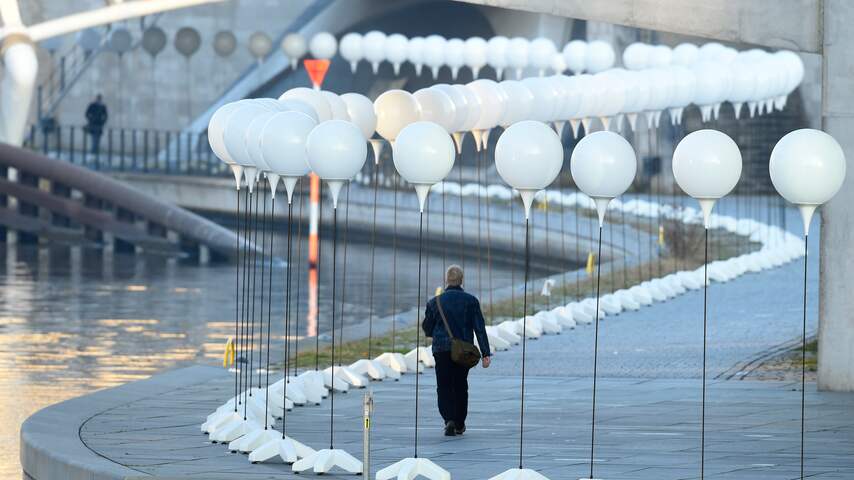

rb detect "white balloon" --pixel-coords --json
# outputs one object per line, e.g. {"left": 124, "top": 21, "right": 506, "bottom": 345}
{"left": 463, "top": 37, "right": 488, "bottom": 78}
{"left": 648, "top": 45, "right": 672, "bottom": 68}
{"left": 424, "top": 35, "right": 447, "bottom": 78}
{"left": 770, "top": 129, "right": 846, "bottom": 206}
{"left": 279, "top": 87, "right": 332, "bottom": 123}
{"left": 466, "top": 79, "right": 505, "bottom": 131}
{"left": 393, "top": 121, "right": 456, "bottom": 211}
{"left": 563, "top": 39, "right": 587, "bottom": 74}
{"left": 455, "top": 84, "right": 481, "bottom": 133}
{"left": 573, "top": 74, "right": 601, "bottom": 120}
{"left": 261, "top": 111, "right": 315, "bottom": 178}
{"left": 585, "top": 40, "right": 616, "bottom": 73}
{"left": 672, "top": 129, "right": 742, "bottom": 200}
{"left": 529, "top": 37, "right": 557, "bottom": 75}
{"left": 208, "top": 102, "right": 240, "bottom": 164}
{"left": 384, "top": 33, "right": 408, "bottom": 75}
{"left": 615, "top": 70, "right": 648, "bottom": 114}
{"left": 486, "top": 36, "right": 509, "bottom": 78}
{"left": 570, "top": 131, "right": 637, "bottom": 224}
{"left": 622, "top": 42, "right": 648, "bottom": 70}
{"left": 445, "top": 38, "right": 466, "bottom": 79}
{"left": 245, "top": 112, "right": 275, "bottom": 171}
{"left": 432, "top": 84, "right": 469, "bottom": 133}
{"left": 669, "top": 66, "right": 697, "bottom": 109}
{"left": 363, "top": 30, "right": 387, "bottom": 74}
{"left": 521, "top": 76, "right": 556, "bottom": 122}
{"left": 506, "top": 37, "right": 530, "bottom": 78}
{"left": 309, "top": 32, "right": 337, "bottom": 60}
{"left": 223, "top": 101, "right": 268, "bottom": 166}
{"left": 340, "top": 93, "right": 377, "bottom": 140}
{"left": 413, "top": 88, "right": 456, "bottom": 133}
{"left": 672, "top": 43, "right": 699, "bottom": 66}
{"left": 497, "top": 80, "right": 534, "bottom": 127}
{"left": 374, "top": 89, "right": 421, "bottom": 142}
{"left": 698, "top": 42, "right": 728, "bottom": 62}
{"left": 277, "top": 98, "right": 319, "bottom": 123}
{"left": 551, "top": 52, "right": 568, "bottom": 75}
{"left": 321, "top": 91, "right": 349, "bottom": 121}
{"left": 555, "top": 75, "right": 582, "bottom": 120}
{"left": 305, "top": 120, "right": 367, "bottom": 207}
{"left": 495, "top": 120, "right": 563, "bottom": 216}
{"left": 281, "top": 33, "right": 307, "bottom": 66}
{"left": 595, "top": 71, "right": 626, "bottom": 119}
{"left": 407, "top": 36, "right": 426, "bottom": 75}
{"left": 339, "top": 32, "right": 363, "bottom": 72}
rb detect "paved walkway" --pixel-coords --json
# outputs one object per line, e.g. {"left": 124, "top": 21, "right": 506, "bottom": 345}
{"left": 26, "top": 365, "right": 852, "bottom": 480}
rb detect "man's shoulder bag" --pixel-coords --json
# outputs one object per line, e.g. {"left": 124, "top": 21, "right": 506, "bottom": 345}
{"left": 435, "top": 294, "right": 481, "bottom": 368}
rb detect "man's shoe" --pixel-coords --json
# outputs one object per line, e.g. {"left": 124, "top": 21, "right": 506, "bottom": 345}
{"left": 444, "top": 421, "right": 456, "bottom": 436}
{"left": 454, "top": 423, "right": 466, "bottom": 435}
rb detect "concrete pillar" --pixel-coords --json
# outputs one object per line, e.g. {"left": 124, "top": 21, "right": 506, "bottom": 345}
{"left": 818, "top": 0, "right": 854, "bottom": 392}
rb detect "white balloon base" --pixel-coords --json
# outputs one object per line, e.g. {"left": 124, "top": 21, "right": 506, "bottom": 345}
{"left": 325, "top": 365, "right": 369, "bottom": 388}
{"left": 291, "top": 448, "right": 363, "bottom": 475}
{"left": 349, "top": 358, "right": 387, "bottom": 380}
{"left": 248, "top": 434, "right": 316, "bottom": 464}
{"left": 297, "top": 370, "right": 330, "bottom": 402}
{"left": 375, "top": 352, "right": 408, "bottom": 373}
{"left": 489, "top": 468, "right": 553, "bottom": 480}
{"left": 376, "top": 457, "right": 451, "bottom": 480}
{"left": 322, "top": 367, "right": 353, "bottom": 391}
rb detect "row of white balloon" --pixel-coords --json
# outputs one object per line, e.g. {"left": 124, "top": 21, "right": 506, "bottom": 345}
{"left": 280, "top": 29, "right": 616, "bottom": 80}
{"left": 623, "top": 41, "right": 805, "bottom": 119}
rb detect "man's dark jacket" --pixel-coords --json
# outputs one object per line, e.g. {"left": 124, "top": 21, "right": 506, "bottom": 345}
{"left": 422, "top": 285, "right": 491, "bottom": 358}
{"left": 85, "top": 101, "right": 108, "bottom": 134}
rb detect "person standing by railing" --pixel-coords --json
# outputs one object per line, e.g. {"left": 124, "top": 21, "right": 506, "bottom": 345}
{"left": 85, "top": 94, "right": 108, "bottom": 154}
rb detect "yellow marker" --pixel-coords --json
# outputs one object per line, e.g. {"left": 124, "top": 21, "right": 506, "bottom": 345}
{"left": 586, "top": 252, "right": 595, "bottom": 275}
{"left": 658, "top": 225, "right": 665, "bottom": 246}
{"left": 223, "top": 337, "right": 235, "bottom": 367}
{"left": 435, "top": 286, "right": 443, "bottom": 296}
{"left": 537, "top": 197, "right": 549, "bottom": 211}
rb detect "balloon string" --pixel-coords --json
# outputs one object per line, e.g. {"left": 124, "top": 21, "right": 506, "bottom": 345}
{"left": 329, "top": 205, "right": 338, "bottom": 449}
{"left": 294, "top": 181, "right": 304, "bottom": 375}
{"left": 367, "top": 161, "right": 380, "bottom": 359}
{"left": 485, "top": 155, "right": 494, "bottom": 324}
{"left": 800, "top": 234, "right": 809, "bottom": 480}
{"left": 242, "top": 191, "right": 254, "bottom": 417}
{"left": 701, "top": 227, "right": 709, "bottom": 480}
{"left": 476, "top": 147, "right": 483, "bottom": 297}
{"left": 248, "top": 187, "right": 261, "bottom": 397}
{"left": 315, "top": 182, "right": 323, "bottom": 371}
{"left": 518, "top": 217, "right": 530, "bottom": 469}
{"left": 414, "top": 211, "right": 425, "bottom": 458}
{"left": 458, "top": 147, "right": 465, "bottom": 269}
{"left": 257, "top": 184, "right": 268, "bottom": 391}
{"left": 391, "top": 169, "right": 399, "bottom": 351}
{"left": 264, "top": 196, "right": 275, "bottom": 429}
{"left": 233, "top": 188, "right": 241, "bottom": 410}
{"left": 339, "top": 185, "right": 351, "bottom": 365}
{"left": 283, "top": 200, "right": 294, "bottom": 438}
{"left": 588, "top": 225, "right": 603, "bottom": 480}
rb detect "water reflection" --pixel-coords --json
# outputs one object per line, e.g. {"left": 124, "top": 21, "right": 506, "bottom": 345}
{"left": 0, "top": 230, "right": 544, "bottom": 476}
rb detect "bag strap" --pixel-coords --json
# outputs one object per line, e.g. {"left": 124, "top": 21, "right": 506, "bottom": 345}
{"left": 435, "top": 293, "right": 456, "bottom": 340}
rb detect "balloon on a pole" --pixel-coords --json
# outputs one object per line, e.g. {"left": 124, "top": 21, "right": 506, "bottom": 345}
{"left": 385, "top": 33, "right": 409, "bottom": 75}
{"left": 570, "top": 131, "right": 637, "bottom": 225}
{"left": 672, "top": 129, "right": 742, "bottom": 227}
{"left": 305, "top": 120, "right": 368, "bottom": 208}
{"left": 392, "top": 121, "right": 456, "bottom": 211}
{"left": 495, "top": 120, "right": 563, "bottom": 217}
{"left": 413, "top": 88, "right": 456, "bottom": 134}
{"left": 261, "top": 111, "right": 316, "bottom": 202}
{"left": 339, "top": 32, "right": 363, "bottom": 72}
{"left": 374, "top": 89, "right": 421, "bottom": 144}
{"left": 769, "top": 129, "right": 846, "bottom": 234}
{"left": 340, "top": 93, "right": 377, "bottom": 140}
{"left": 282, "top": 33, "right": 307, "bottom": 69}
{"left": 309, "top": 32, "right": 337, "bottom": 60}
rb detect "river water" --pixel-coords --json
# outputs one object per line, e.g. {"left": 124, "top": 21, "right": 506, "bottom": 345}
{"left": 0, "top": 229, "right": 548, "bottom": 477}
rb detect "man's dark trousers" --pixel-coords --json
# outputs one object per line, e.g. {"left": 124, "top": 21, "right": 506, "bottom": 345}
{"left": 434, "top": 351, "right": 470, "bottom": 427}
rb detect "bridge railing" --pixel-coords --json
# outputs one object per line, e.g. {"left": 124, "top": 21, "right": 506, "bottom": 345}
{"left": 23, "top": 124, "right": 229, "bottom": 177}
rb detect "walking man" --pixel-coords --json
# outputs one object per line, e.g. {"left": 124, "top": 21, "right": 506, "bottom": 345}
{"left": 85, "top": 94, "right": 108, "bottom": 154}
{"left": 422, "top": 265, "right": 491, "bottom": 436}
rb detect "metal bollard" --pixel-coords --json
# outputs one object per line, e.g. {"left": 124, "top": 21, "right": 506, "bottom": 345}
{"left": 363, "top": 390, "right": 373, "bottom": 477}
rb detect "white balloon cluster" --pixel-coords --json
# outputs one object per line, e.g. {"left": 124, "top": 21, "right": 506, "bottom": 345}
{"left": 622, "top": 41, "right": 804, "bottom": 121}
{"left": 208, "top": 89, "right": 376, "bottom": 206}
{"left": 337, "top": 31, "right": 615, "bottom": 80}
